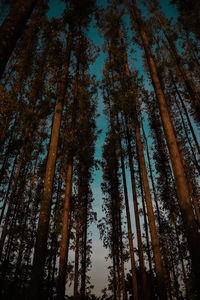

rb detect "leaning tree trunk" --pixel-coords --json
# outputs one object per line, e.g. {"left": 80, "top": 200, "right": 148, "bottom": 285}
{"left": 130, "top": 1, "right": 200, "bottom": 295}
{"left": 0, "top": 0, "right": 38, "bottom": 79}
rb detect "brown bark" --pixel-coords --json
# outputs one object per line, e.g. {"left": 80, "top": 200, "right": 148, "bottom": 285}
{"left": 0, "top": 0, "right": 37, "bottom": 78}
{"left": 130, "top": 1, "right": 200, "bottom": 294}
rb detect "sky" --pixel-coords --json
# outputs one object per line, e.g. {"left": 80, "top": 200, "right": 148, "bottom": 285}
{"left": 48, "top": 0, "right": 178, "bottom": 297}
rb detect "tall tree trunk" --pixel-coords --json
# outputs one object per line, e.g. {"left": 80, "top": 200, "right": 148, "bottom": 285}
{"left": 0, "top": 0, "right": 38, "bottom": 78}
{"left": 130, "top": 2, "right": 200, "bottom": 294}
